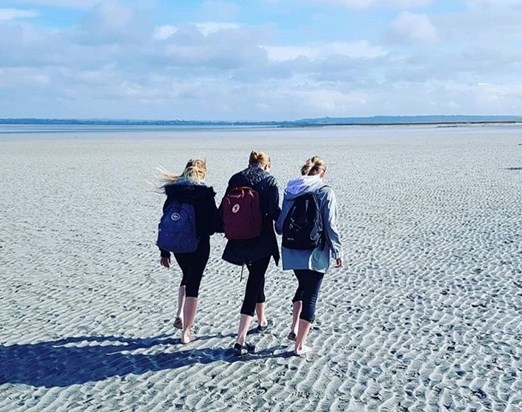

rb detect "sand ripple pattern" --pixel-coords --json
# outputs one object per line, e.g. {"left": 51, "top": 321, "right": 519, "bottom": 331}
{"left": 0, "top": 127, "right": 521, "bottom": 411}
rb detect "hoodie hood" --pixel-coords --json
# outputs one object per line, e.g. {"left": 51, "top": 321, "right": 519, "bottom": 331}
{"left": 284, "top": 175, "right": 325, "bottom": 200}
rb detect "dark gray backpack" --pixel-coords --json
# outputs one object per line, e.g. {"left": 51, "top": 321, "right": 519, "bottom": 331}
{"left": 282, "top": 191, "right": 323, "bottom": 250}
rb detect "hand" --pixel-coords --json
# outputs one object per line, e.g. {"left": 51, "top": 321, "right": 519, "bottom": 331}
{"left": 334, "top": 258, "right": 343, "bottom": 268}
{"left": 160, "top": 256, "right": 171, "bottom": 268}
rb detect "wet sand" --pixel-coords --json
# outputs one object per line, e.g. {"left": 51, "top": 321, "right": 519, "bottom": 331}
{"left": 0, "top": 125, "right": 521, "bottom": 411}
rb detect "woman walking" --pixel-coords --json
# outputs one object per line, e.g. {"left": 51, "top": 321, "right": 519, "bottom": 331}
{"left": 276, "top": 156, "right": 343, "bottom": 356}
{"left": 221, "top": 151, "right": 281, "bottom": 355}
{"left": 158, "top": 159, "right": 221, "bottom": 344}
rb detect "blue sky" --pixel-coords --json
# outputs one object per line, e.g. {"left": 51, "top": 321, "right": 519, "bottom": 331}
{"left": 1, "top": 0, "right": 522, "bottom": 120}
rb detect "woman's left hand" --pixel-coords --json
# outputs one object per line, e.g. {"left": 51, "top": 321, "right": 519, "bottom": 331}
{"left": 160, "top": 256, "right": 171, "bottom": 268}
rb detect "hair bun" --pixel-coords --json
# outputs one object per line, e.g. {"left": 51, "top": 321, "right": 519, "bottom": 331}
{"left": 249, "top": 150, "right": 270, "bottom": 168}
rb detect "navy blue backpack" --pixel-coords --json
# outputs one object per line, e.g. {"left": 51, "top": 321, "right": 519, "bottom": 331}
{"left": 157, "top": 200, "right": 199, "bottom": 253}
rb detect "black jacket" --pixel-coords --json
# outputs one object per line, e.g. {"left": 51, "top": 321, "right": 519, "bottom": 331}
{"left": 159, "top": 182, "right": 221, "bottom": 257}
{"left": 221, "top": 166, "right": 281, "bottom": 266}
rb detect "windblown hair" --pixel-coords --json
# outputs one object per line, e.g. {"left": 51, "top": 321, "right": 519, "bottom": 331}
{"left": 248, "top": 150, "right": 271, "bottom": 169}
{"left": 159, "top": 159, "right": 207, "bottom": 189}
{"left": 301, "top": 156, "right": 326, "bottom": 176}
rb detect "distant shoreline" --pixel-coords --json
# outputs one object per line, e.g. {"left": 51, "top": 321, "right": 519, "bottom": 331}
{"left": 1, "top": 116, "right": 522, "bottom": 128}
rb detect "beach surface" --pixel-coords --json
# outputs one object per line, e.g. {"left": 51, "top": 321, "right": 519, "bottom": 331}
{"left": 0, "top": 125, "right": 521, "bottom": 411}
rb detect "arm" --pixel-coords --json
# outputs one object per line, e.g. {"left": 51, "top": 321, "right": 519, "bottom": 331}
{"left": 159, "top": 194, "right": 171, "bottom": 262}
{"left": 217, "top": 181, "right": 232, "bottom": 227}
{"left": 209, "top": 191, "right": 223, "bottom": 234}
{"left": 266, "top": 177, "right": 281, "bottom": 222}
{"left": 275, "top": 197, "right": 290, "bottom": 235}
{"left": 320, "top": 188, "right": 343, "bottom": 265}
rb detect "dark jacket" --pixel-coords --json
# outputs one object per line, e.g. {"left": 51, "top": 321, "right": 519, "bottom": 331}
{"left": 159, "top": 181, "right": 221, "bottom": 258}
{"left": 221, "top": 166, "right": 281, "bottom": 266}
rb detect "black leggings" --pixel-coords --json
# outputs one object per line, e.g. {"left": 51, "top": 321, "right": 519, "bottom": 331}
{"left": 292, "top": 269, "right": 325, "bottom": 323}
{"left": 173, "top": 237, "right": 210, "bottom": 298}
{"left": 240, "top": 256, "right": 271, "bottom": 316}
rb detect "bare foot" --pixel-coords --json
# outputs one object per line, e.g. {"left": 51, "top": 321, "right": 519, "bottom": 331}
{"left": 181, "top": 331, "right": 197, "bottom": 345}
{"left": 294, "top": 345, "right": 312, "bottom": 356}
{"left": 173, "top": 317, "right": 183, "bottom": 329}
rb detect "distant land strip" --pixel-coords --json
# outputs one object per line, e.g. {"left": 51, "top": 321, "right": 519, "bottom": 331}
{"left": 1, "top": 115, "right": 522, "bottom": 127}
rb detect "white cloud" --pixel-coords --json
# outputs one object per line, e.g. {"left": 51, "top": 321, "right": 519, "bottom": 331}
{"left": 263, "top": 41, "right": 387, "bottom": 62}
{"left": 7, "top": 0, "right": 103, "bottom": 9}
{"left": 312, "top": 0, "right": 433, "bottom": 9}
{"left": 385, "top": 0, "right": 433, "bottom": 6}
{"left": 0, "top": 8, "right": 37, "bottom": 20}
{"left": 316, "top": 0, "right": 374, "bottom": 8}
{"left": 195, "top": 22, "right": 241, "bottom": 36}
{"left": 0, "top": 67, "right": 49, "bottom": 87}
{"left": 478, "top": 82, "right": 522, "bottom": 99}
{"left": 465, "top": 0, "right": 522, "bottom": 8}
{"left": 325, "top": 41, "right": 388, "bottom": 59}
{"left": 387, "top": 12, "right": 438, "bottom": 44}
{"left": 2, "top": 1, "right": 522, "bottom": 119}
{"left": 297, "top": 88, "right": 370, "bottom": 113}
{"left": 154, "top": 25, "right": 178, "bottom": 41}
{"left": 73, "top": 2, "right": 147, "bottom": 45}
{"left": 85, "top": 2, "right": 137, "bottom": 31}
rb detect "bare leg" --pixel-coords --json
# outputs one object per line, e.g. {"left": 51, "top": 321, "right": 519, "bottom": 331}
{"left": 290, "top": 301, "right": 302, "bottom": 335}
{"left": 255, "top": 302, "right": 267, "bottom": 326}
{"left": 294, "top": 318, "right": 313, "bottom": 355}
{"left": 236, "top": 314, "right": 253, "bottom": 345}
{"left": 181, "top": 297, "right": 197, "bottom": 344}
{"left": 177, "top": 285, "right": 186, "bottom": 320}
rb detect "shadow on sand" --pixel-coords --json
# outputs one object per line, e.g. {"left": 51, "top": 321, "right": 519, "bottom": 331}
{"left": 0, "top": 334, "right": 292, "bottom": 388}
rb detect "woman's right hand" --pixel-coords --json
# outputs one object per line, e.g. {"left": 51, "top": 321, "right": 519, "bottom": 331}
{"left": 160, "top": 256, "right": 171, "bottom": 268}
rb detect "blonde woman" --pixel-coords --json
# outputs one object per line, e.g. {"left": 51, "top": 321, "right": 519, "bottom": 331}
{"left": 158, "top": 159, "right": 221, "bottom": 344}
{"left": 276, "top": 156, "right": 343, "bottom": 356}
{"left": 221, "top": 151, "right": 281, "bottom": 355}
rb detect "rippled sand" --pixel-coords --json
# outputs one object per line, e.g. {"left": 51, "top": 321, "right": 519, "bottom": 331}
{"left": 0, "top": 125, "right": 521, "bottom": 411}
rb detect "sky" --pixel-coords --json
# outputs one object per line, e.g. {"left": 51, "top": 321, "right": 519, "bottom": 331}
{"left": 1, "top": 0, "right": 522, "bottom": 121}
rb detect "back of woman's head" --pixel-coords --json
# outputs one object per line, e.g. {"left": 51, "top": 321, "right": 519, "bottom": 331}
{"left": 160, "top": 158, "right": 207, "bottom": 188}
{"left": 182, "top": 159, "right": 207, "bottom": 182}
{"left": 249, "top": 150, "right": 271, "bottom": 169}
{"left": 301, "top": 156, "right": 326, "bottom": 176}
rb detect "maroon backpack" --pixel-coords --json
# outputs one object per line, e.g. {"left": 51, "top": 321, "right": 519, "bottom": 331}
{"left": 221, "top": 186, "right": 263, "bottom": 240}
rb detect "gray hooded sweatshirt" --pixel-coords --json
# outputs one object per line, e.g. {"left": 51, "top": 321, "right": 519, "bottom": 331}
{"left": 275, "top": 175, "right": 343, "bottom": 273}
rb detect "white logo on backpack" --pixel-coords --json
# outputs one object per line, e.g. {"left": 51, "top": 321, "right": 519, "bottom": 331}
{"left": 232, "top": 204, "right": 240, "bottom": 213}
{"left": 171, "top": 212, "right": 181, "bottom": 221}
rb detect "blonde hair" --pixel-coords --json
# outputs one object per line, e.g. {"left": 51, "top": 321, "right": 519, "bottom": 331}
{"left": 249, "top": 150, "right": 271, "bottom": 169}
{"left": 301, "top": 156, "right": 326, "bottom": 176}
{"left": 160, "top": 159, "right": 207, "bottom": 188}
